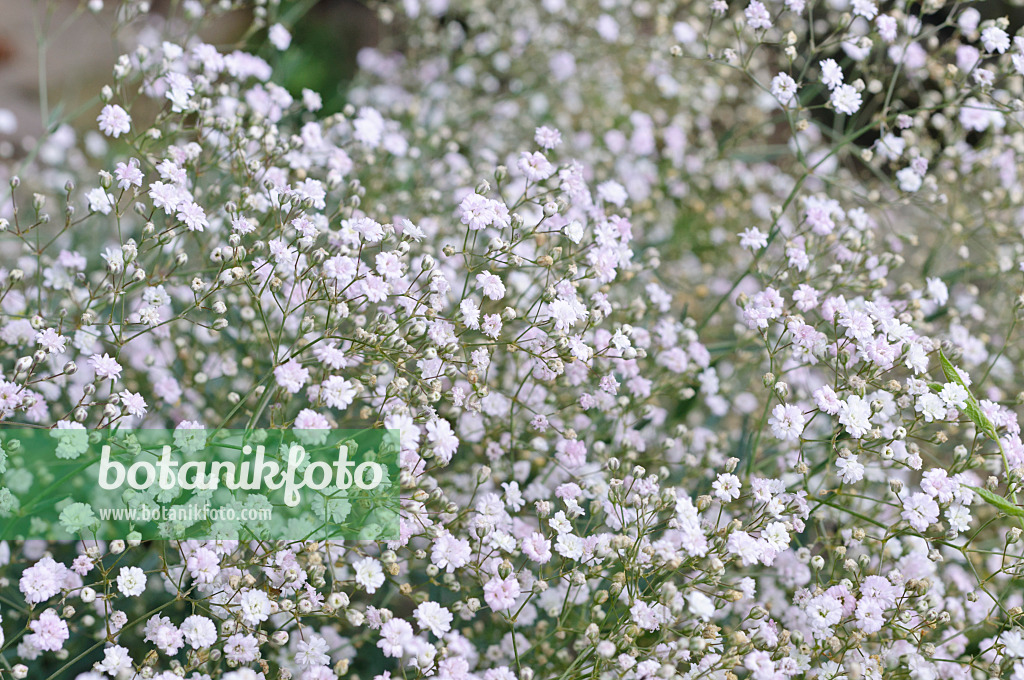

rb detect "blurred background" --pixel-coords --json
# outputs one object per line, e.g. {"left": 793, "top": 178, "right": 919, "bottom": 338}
{"left": 0, "top": 0, "right": 378, "bottom": 151}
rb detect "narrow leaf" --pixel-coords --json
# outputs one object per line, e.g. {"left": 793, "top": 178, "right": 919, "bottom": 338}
{"left": 966, "top": 485, "right": 1024, "bottom": 517}
{"left": 938, "top": 349, "right": 963, "bottom": 386}
{"left": 936, "top": 349, "right": 998, "bottom": 440}
{"left": 964, "top": 399, "right": 999, "bottom": 440}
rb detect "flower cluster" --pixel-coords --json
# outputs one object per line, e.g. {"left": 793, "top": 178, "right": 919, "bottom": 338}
{"left": 1, "top": 0, "right": 1024, "bottom": 679}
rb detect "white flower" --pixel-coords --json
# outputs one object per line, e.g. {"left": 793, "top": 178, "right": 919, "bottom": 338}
{"left": 770, "top": 72, "right": 798, "bottom": 107}
{"left": 915, "top": 393, "right": 946, "bottom": 422}
{"left": 926, "top": 277, "right": 948, "bottom": 306}
{"left": 896, "top": 167, "right": 922, "bottom": 192}
{"left": 712, "top": 473, "right": 741, "bottom": 502}
{"left": 302, "top": 88, "right": 323, "bottom": 111}
{"left": 476, "top": 270, "right": 506, "bottom": 300}
{"left": 981, "top": 26, "right": 1010, "bottom": 53}
{"left": 763, "top": 521, "right": 790, "bottom": 550}
{"left": 852, "top": 0, "right": 877, "bottom": 19}
{"left": 836, "top": 455, "right": 865, "bottom": 484}
{"left": 269, "top": 23, "right": 292, "bottom": 50}
{"left": 164, "top": 72, "right": 195, "bottom": 112}
{"left": 769, "top": 403, "right": 805, "bottom": 441}
{"left": 85, "top": 188, "right": 114, "bottom": 215}
{"left": 819, "top": 59, "right": 844, "bottom": 89}
{"left": 354, "top": 107, "right": 385, "bottom": 147}
{"left": 938, "top": 383, "right": 968, "bottom": 409}
{"left": 687, "top": 591, "right": 716, "bottom": 620}
{"left": 597, "top": 180, "right": 628, "bottom": 207}
{"left": 517, "top": 151, "right": 555, "bottom": 182}
{"left": 535, "top": 125, "right": 563, "bottom": 149}
{"left": 946, "top": 504, "right": 971, "bottom": 533}
{"left": 902, "top": 492, "right": 939, "bottom": 530}
{"left": 238, "top": 589, "right": 271, "bottom": 625}
{"left": 116, "top": 566, "right": 147, "bottom": 597}
{"left": 744, "top": 0, "right": 772, "bottom": 29}
{"left": 295, "top": 635, "right": 330, "bottom": 667}
{"left": 414, "top": 601, "right": 454, "bottom": 637}
{"left": 181, "top": 615, "right": 217, "bottom": 649}
{"left": 875, "top": 132, "right": 906, "bottom": 160}
{"left": 176, "top": 201, "right": 209, "bottom": 232}
{"left": 95, "top": 645, "right": 133, "bottom": 675}
{"left": 563, "top": 220, "right": 584, "bottom": 244}
{"left": 740, "top": 227, "right": 769, "bottom": 250}
{"left": 353, "top": 556, "right": 385, "bottom": 594}
{"left": 838, "top": 395, "right": 872, "bottom": 438}
{"left": 830, "top": 83, "right": 862, "bottom": 115}
{"left": 97, "top": 104, "right": 131, "bottom": 137}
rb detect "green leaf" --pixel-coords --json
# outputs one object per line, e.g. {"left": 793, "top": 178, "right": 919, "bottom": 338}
{"left": 937, "top": 349, "right": 962, "bottom": 386}
{"left": 937, "top": 349, "right": 999, "bottom": 440}
{"left": 966, "top": 485, "right": 1024, "bottom": 517}
{"left": 964, "top": 400, "right": 999, "bottom": 441}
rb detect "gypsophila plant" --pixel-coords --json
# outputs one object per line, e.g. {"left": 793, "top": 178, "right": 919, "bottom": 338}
{"left": 3, "top": 0, "right": 1024, "bottom": 678}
